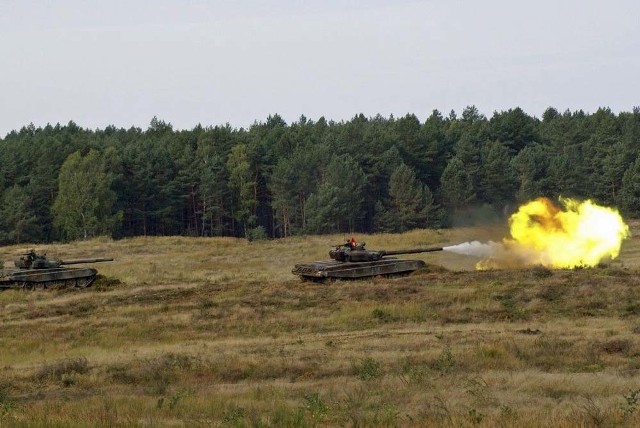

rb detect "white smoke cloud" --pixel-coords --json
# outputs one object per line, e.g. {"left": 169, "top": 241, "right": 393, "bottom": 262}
{"left": 442, "top": 241, "right": 502, "bottom": 258}
{"left": 443, "top": 240, "right": 552, "bottom": 269}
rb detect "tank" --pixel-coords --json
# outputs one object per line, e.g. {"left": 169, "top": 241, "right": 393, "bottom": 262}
{"left": 292, "top": 239, "right": 443, "bottom": 280}
{"left": 1, "top": 250, "right": 113, "bottom": 290}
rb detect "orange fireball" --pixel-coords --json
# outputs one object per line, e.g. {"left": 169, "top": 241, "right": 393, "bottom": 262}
{"left": 495, "top": 197, "right": 630, "bottom": 269}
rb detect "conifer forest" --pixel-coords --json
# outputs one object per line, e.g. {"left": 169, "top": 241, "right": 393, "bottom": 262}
{"left": 1, "top": 106, "right": 640, "bottom": 244}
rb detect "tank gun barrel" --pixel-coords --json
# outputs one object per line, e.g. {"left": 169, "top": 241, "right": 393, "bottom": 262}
{"left": 382, "top": 247, "right": 443, "bottom": 256}
{"left": 59, "top": 258, "right": 114, "bottom": 265}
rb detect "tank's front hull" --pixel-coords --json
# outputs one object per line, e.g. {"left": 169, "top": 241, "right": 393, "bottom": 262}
{"left": 292, "top": 259, "right": 426, "bottom": 280}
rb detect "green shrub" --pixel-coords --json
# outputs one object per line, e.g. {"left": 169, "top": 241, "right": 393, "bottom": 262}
{"left": 356, "top": 357, "right": 382, "bottom": 381}
{"left": 433, "top": 347, "right": 456, "bottom": 374}
{"left": 303, "top": 392, "right": 328, "bottom": 420}
{"left": 223, "top": 406, "right": 245, "bottom": 425}
{"left": 622, "top": 389, "right": 640, "bottom": 416}
{"left": 246, "top": 226, "right": 267, "bottom": 241}
{"left": 35, "top": 357, "right": 89, "bottom": 384}
{"left": 0, "top": 384, "right": 15, "bottom": 416}
{"left": 372, "top": 308, "right": 392, "bottom": 323}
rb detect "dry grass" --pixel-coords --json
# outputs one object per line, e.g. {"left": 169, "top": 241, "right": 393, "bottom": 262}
{"left": 1, "top": 225, "right": 640, "bottom": 426}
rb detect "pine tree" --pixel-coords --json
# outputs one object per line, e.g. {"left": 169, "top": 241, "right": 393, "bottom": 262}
{"left": 440, "top": 156, "right": 475, "bottom": 211}
{"left": 226, "top": 144, "right": 256, "bottom": 237}
{"left": 0, "top": 185, "right": 37, "bottom": 244}
{"left": 305, "top": 154, "right": 366, "bottom": 233}
{"left": 510, "top": 144, "right": 550, "bottom": 202}
{"left": 478, "top": 140, "right": 516, "bottom": 208}
{"left": 618, "top": 156, "right": 640, "bottom": 215}
{"left": 379, "top": 163, "right": 437, "bottom": 231}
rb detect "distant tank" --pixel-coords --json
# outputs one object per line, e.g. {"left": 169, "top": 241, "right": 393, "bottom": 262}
{"left": 0, "top": 250, "right": 113, "bottom": 290}
{"left": 292, "top": 238, "right": 443, "bottom": 280}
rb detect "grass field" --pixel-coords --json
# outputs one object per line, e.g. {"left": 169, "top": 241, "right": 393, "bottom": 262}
{"left": 1, "top": 224, "right": 640, "bottom": 427}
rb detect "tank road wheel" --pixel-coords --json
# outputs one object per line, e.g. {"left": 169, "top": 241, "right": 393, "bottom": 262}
{"left": 46, "top": 280, "right": 66, "bottom": 289}
{"left": 21, "top": 282, "right": 35, "bottom": 291}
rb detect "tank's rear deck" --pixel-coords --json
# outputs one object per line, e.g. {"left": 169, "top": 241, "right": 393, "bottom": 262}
{"left": 292, "top": 259, "right": 426, "bottom": 279}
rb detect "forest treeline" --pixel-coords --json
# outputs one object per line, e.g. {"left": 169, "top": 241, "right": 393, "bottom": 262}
{"left": 1, "top": 106, "right": 640, "bottom": 244}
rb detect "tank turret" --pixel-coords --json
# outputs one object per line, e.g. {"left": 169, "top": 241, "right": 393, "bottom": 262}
{"left": 293, "top": 238, "right": 444, "bottom": 280}
{"left": 14, "top": 250, "right": 113, "bottom": 269}
{"left": 328, "top": 240, "right": 443, "bottom": 262}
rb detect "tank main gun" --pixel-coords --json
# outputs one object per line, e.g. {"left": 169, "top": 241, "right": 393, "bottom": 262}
{"left": 380, "top": 247, "right": 444, "bottom": 256}
{"left": 58, "top": 258, "right": 114, "bottom": 266}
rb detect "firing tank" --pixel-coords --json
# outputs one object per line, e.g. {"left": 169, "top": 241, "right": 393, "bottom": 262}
{"left": 0, "top": 250, "right": 113, "bottom": 290}
{"left": 292, "top": 239, "right": 443, "bottom": 280}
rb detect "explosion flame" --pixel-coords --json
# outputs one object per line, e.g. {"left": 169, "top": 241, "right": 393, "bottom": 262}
{"left": 445, "top": 197, "right": 630, "bottom": 270}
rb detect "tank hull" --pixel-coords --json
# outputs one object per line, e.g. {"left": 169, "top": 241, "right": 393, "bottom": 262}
{"left": 0, "top": 267, "right": 98, "bottom": 289}
{"left": 292, "top": 258, "right": 426, "bottom": 280}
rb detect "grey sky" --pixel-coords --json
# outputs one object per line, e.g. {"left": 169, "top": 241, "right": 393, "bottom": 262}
{"left": 1, "top": 0, "right": 638, "bottom": 137}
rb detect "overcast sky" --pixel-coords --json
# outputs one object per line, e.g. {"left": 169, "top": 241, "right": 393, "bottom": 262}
{"left": 1, "top": 0, "right": 639, "bottom": 137}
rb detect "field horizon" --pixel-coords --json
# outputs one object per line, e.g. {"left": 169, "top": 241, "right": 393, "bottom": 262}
{"left": 1, "top": 224, "right": 640, "bottom": 426}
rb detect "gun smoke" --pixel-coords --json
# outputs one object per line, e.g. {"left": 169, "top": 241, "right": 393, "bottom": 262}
{"left": 443, "top": 241, "right": 501, "bottom": 258}
{"left": 442, "top": 240, "right": 534, "bottom": 269}
{"left": 440, "top": 198, "right": 629, "bottom": 270}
